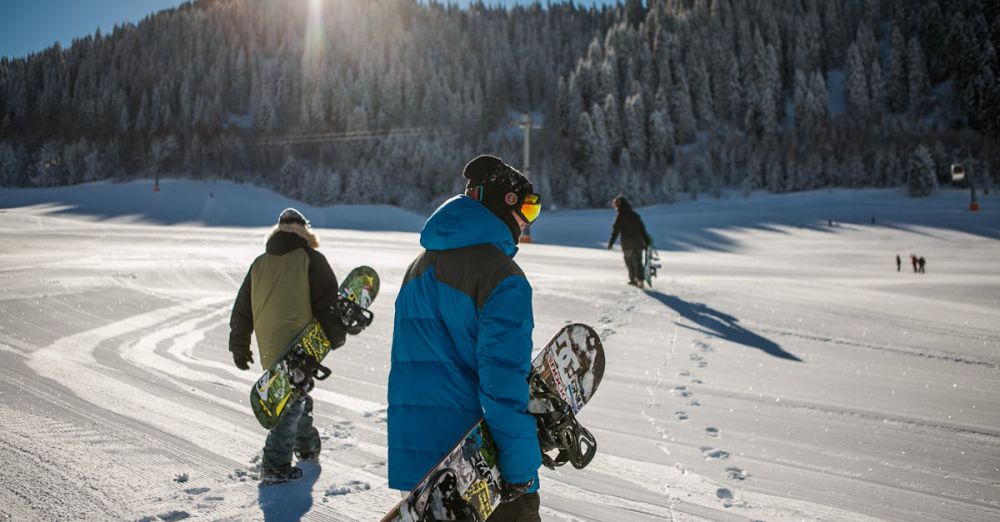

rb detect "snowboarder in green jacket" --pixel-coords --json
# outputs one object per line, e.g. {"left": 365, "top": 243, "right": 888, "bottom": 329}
{"left": 229, "top": 208, "right": 350, "bottom": 484}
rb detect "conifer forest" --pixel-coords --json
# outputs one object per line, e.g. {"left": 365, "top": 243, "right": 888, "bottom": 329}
{"left": 0, "top": 0, "right": 997, "bottom": 210}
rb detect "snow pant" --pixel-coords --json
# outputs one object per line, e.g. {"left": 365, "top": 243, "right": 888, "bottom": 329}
{"left": 490, "top": 492, "right": 541, "bottom": 522}
{"left": 261, "top": 394, "right": 321, "bottom": 470}
{"left": 623, "top": 248, "right": 644, "bottom": 284}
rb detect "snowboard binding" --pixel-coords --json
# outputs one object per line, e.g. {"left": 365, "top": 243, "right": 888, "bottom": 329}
{"left": 284, "top": 348, "right": 331, "bottom": 394}
{"left": 413, "top": 468, "right": 479, "bottom": 522}
{"left": 286, "top": 296, "right": 375, "bottom": 394}
{"left": 529, "top": 374, "right": 597, "bottom": 470}
{"left": 334, "top": 296, "right": 375, "bottom": 335}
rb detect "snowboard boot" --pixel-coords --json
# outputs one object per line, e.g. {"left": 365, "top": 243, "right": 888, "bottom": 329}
{"left": 260, "top": 466, "right": 304, "bottom": 485}
{"left": 296, "top": 451, "right": 321, "bottom": 464}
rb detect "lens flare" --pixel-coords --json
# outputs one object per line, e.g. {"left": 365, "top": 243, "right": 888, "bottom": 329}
{"left": 302, "top": 0, "right": 325, "bottom": 80}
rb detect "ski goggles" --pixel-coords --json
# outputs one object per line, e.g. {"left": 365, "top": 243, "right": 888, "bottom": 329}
{"left": 466, "top": 186, "right": 542, "bottom": 224}
{"left": 516, "top": 193, "right": 542, "bottom": 224}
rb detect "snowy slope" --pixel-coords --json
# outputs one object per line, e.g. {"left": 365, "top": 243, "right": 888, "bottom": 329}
{"left": 1, "top": 182, "right": 998, "bottom": 521}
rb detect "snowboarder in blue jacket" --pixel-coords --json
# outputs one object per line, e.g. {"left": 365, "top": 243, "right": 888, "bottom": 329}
{"left": 388, "top": 155, "right": 544, "bottom": 520}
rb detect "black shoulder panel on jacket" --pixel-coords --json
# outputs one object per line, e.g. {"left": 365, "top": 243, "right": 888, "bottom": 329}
{"left": 304, "top": 247, "right": 347, "bottom": 349}
{"left": 404, "top": 244, "right": 524, "bottom": 309}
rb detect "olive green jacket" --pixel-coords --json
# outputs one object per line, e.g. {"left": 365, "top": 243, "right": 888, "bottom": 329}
{"left": 229, "top": 228, "right": 347, "bottom": 369}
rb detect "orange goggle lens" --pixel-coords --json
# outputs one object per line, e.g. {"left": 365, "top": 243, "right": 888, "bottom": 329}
{"left": 519, "top": 194, "right": 541, "bottom": 223}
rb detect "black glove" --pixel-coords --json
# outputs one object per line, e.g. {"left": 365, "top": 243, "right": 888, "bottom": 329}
{"left": 232, "top": 347, "right": 253, "bottom": 370}
{"left": 500, "top": 479, "right": 533, "bottom": 502}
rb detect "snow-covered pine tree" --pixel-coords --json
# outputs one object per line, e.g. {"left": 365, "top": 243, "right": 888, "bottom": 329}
{"left": 0, "top": 142, "right": 26, "bottom": 187}
{"left": 690, "top": 58, "right": 714, "bottom": 124}
{"left": 671, "top": 67, "right": 697, "bottom": 144}
{"left": 624, "top": 93, "right": 648, "bottom": 167}
{"left": 603, "top": 94, "right": 624, "bottom": 156}
{"left": 589, "top": 103, "right": 613, "bottom": 204}
{"left": 31, "top": 139, "right": 64, "bottom": 187}
{"left": 886, "top": 26, "right": 909, "bottom": 114}
{"left": 906, "top": 37, "right": 930, "bottom": 113}
{"left": 617, "top": 148, "right": 640, "bottom": 202}
{"left": 845, "top": 43, "right": 871, "bottom": 120}
{"left": 662, "top": 166, "right": 680, "bottom": 203}
{"left": 869, "top": 56, "right": 885, "bottom": 124}
{"left": 907, "top": 144, "right": 938, "bottom": 197}
{"left": 648, "top": 109, "right": 676, "bottom": 170}
{"left": 794, "top": 11, "right": 822, "bottom": 74}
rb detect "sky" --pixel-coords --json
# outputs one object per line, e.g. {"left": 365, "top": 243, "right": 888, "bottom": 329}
{"left": 0, "top": 0, "right": 187, "bottom": 59}
{"left": 0, "top": 0, "right": 619, "bottom": 59}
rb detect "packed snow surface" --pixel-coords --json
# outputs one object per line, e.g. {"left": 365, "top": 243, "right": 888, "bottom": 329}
{"left": 1, "top": 180, "right": 998, "bottom": 521}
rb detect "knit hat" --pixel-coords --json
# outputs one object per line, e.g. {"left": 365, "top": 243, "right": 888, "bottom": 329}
{"left": 463, "top": 155, "right": 534, "bottom": 242}
{"left": 612, "top": 195, "right": 632, "bottom": 211}
{"left": 278, "top": 207, "right": 309, "bottom": 226}
{"left": 272, "top": 207, "right": 318, "bottom": 248}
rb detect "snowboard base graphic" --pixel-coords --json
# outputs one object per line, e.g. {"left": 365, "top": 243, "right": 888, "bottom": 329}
{"left": 643, "top": 246, "right": 661, "bottom": 287}
{"left": 250, "top": 265, "right": 379, "bottom": 430}
{"left": 382, "top": 323, "right": 605, "bottom": 522}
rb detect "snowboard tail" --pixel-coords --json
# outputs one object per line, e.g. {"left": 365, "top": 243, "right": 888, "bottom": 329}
{"left": 382, "top": 323, "right": 604, "bottom": 522}
{"left": 250, "top": 265, "right": 379, "bottom": 430}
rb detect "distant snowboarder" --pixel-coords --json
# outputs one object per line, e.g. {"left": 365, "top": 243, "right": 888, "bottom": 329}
{"left": 388, "top": 155, "right": 544, "bottom": 519}
{"left": 228, "top": 208, "right": 355, "bottom": 485}
{"left": 911, "top": 254, "right": 918, "bottom": 273}
{"left": 608, "top": 195, "right": 651, "bottom": 288}
{"left": 918, "top": 256, "right": 926, "bottom": 274}
{"left": 896, "top": 255, "right": 901, "bottom": 272}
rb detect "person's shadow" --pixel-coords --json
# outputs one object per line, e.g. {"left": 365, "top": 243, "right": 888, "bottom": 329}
{"left": 646, "top": 291, "right": 802, "bottom": 362}
{"left": 257, "top": 462, "right": 321, "bottom": 521}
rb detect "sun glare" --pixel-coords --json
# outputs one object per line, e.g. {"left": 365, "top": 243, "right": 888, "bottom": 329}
{"left": 303, "top": 0, "right": 325, "bottom": 79}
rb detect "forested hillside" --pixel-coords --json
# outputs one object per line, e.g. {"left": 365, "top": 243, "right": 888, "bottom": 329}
{"left": 0, "top": 0, "right": 997, "bottom": 210}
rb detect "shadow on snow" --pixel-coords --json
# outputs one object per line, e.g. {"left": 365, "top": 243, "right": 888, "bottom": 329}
{"left": 257, "top": 462, "right": 320, "bottom": 522}
{"left": 645, "top": 290, "right": 803, "bottom": 362}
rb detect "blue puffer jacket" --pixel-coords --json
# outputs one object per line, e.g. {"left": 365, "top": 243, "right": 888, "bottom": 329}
{"left": 388, "top": 195, "right": 541, "bottom": 492}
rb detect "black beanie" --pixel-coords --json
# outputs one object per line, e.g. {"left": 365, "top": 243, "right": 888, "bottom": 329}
{"left": 278, "top": 207, "right": 309, "bottom": 226}
{"left": 463, "top": 155, "right": 533, "bottom": 242}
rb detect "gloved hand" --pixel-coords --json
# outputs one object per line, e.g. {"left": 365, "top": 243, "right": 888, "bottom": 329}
{"left": 500, "top": 479, "right": 533, "bottom": 502}
{"left": 232, "top": 347, "right": 254, "bottom": 370}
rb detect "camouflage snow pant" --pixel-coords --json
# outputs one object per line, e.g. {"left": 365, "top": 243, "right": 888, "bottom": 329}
{"left": 261, "top": 394, "right": 321, "bottom": 470}
{"left": 623, "top": 248, "right": 644, "bottom": 284}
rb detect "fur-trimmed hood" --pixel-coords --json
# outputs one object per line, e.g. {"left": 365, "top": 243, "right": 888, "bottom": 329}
{"left": 267, "top": 223, "right": 319, "bottom": 251}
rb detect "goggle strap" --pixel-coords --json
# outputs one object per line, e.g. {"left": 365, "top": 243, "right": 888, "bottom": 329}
{"left": 466, "top": 185, "right": 485, "bottom": 202}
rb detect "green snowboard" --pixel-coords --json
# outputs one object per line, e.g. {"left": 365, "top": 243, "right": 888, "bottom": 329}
{"left": 250, "top": 265, "right": 379, "bottom": 430}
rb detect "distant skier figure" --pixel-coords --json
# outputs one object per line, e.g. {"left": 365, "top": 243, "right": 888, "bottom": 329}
{"left": 388, "top": 155, "right": 544, "bottom": 520}
{"left": 896, "top": 255, "right": 901, "bottom": 272}
{"left": 229, "top": 208, "right": 352, "bottom": 485}
{"left": 911, "top": 254, "right": 918, "bottom": 273}
{"left": 608, "top": 195, "right": 651, "bottom": 288}
{"left": 918, "top": 256, "right": 926, "bottom": 274}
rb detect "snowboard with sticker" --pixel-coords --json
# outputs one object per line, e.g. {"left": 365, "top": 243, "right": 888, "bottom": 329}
{"left": 250, "top": 265, "right": 379, "bottom": 430}
{"left": 643, "top": 246, "right": 661, "bottom": 288}
{"left": 381, "top": 323, "right": 605, "bottom": 522}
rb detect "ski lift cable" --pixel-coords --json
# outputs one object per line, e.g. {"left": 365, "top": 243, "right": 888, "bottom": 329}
{"left": 255, "top": 126, "right": 456, "bottom": 146}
